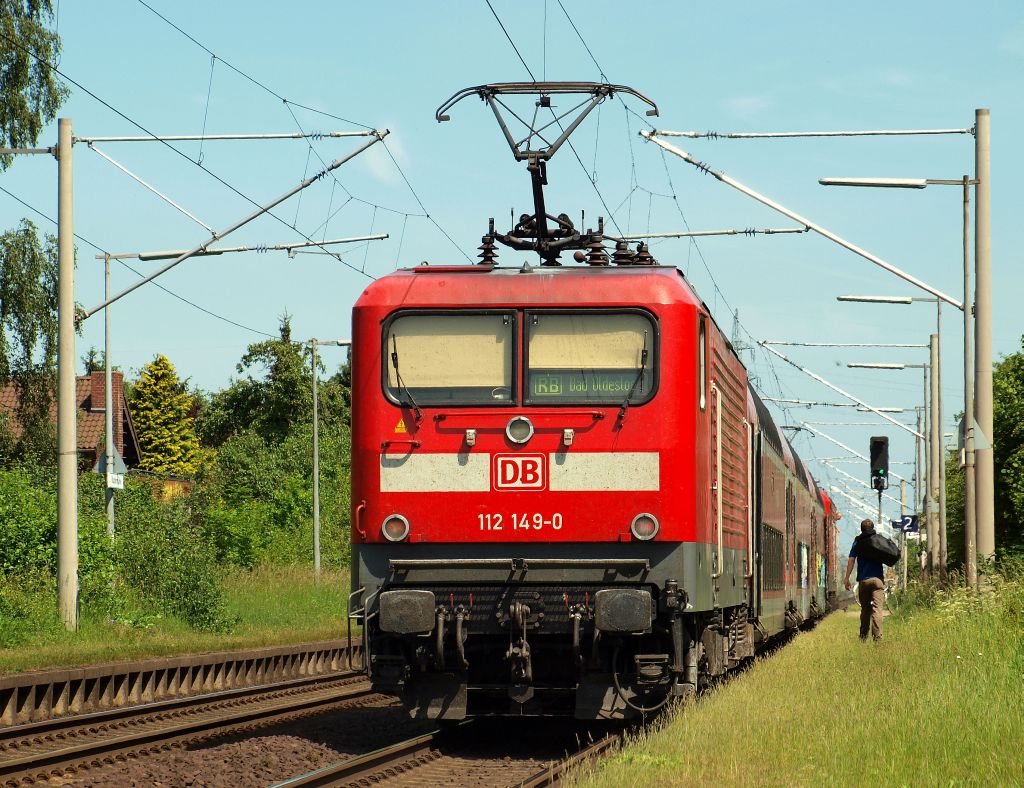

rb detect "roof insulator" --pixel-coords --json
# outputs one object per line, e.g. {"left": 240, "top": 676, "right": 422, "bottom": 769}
{"left": 585, "top": 237, "right": 609, "bottom": 266}
{"left": 633, "top": 242, "right": 656, "bottom": 266}
{"left": 612, "top": 239, "right": 634, "bottom": 266}
{"left": 477, "top": 234, "right": 498, "bottom": 266}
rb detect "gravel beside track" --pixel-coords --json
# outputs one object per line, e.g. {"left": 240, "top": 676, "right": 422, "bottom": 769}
{"left": 0, "top": 673, "right": 383, "bottom": 786}
{"left": 271, "top": 719, "right": 623, "bottom": 788}
{"left": 55, "top": 700, "right": 436, "bottom": 787}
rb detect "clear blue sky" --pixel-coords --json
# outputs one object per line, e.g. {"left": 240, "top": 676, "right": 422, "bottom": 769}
{"left": 2, "top": 1, "right": 1021, "bottom": 549}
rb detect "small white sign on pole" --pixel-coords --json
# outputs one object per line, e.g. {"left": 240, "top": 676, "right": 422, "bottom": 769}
{"left": 106, "top": 472, "right": 124, "bottom": 490}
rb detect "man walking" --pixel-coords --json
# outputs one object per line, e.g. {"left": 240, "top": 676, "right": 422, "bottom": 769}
{"left": 844, "top": 519, "right": 885, "bottom": 641}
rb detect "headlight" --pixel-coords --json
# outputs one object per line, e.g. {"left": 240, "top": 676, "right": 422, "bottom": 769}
{"left": 381, "top": 514, "right": 410, "bottom": 542}
{"left": 630, "top": 513, "right": 660, "bottom": 541}
{"left": 506, "top": 416, "right": 534, "bottom": 444}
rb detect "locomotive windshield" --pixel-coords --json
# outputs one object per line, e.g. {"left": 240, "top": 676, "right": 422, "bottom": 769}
{"left": 384, "top": 312, "right": 515, "bottom": 405}
{"left": 525, "top": 311, "right": 656, "bottom": 405}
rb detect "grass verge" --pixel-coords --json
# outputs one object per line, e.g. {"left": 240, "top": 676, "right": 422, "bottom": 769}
{"left": 572, "top": 572, "right": 1024, "bottom": 787}
{"left": 0, "top": 565, "right": 349, "bottom": 674}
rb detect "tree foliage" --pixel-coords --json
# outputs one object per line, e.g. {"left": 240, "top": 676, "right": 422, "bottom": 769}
{"left": 945, "top": 335, "right": 1024, "bottom": 565}
{"left": 0, "top": 0, "right": 68, "bottom": 170}
{"left": 0, "top": 219, "right": 58, "bottom": 462}
{"left": 130, "top": 354, "right": 199, "bottom": 476}
{"left": 196, "top": 314, "right": 347, "bottom": 446}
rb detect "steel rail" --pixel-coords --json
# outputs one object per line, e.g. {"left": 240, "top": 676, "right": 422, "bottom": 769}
{"left": 520, "top": 732, "right": 622, "bottom": 786}
{"left": 0, "top": 638, "right": 359, "bottom": 726}
{"left": 271, "top": 729, "right": 447, "bottom": 787}
{"left": 0, "top": 671, "right": 358, "bottom": 743}
{"left": 1, "top": 676, "right": 377, "bottom": 785}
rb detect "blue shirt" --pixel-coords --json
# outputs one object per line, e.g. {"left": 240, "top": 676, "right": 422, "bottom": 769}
{"left": 849, "top": 538, "right": 884, "bottom": 581}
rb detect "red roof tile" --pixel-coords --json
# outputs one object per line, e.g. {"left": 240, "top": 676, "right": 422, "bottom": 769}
{"left": 0, "top": 372, "right": 140, "bottom": 465}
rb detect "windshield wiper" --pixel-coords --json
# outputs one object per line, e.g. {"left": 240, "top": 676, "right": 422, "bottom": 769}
{"left": 390, "top": 335, "right": 423, "bottom": 423}
{"left": 617, "top": 332, "right": 648, "bottom": 425}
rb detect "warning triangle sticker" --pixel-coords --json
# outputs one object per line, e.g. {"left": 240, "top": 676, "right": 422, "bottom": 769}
{"left": 394, "top": 418, "right": 408, "bottom": 434}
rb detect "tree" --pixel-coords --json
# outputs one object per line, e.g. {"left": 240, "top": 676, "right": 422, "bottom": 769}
{"left": 196, "top": 314, "right": 349, "bottom": 446}
{"left": 0, "top": 219, "right": 58, "bottom": 462}
{"left": 130, "top": 354, "right": 199, "bottom": 476}
{"left": 81, "top": 346, "right": 104, "bottom": 373}
{"left": 945, "top": 335, "right": 1024, "bottom": 565}
{"left": 0, "top": 0, "right": 68, "bottom": 170}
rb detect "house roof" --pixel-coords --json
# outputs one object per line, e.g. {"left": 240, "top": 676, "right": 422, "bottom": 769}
{"left": 0, "top": 372, "right": 141, "bottom": 465}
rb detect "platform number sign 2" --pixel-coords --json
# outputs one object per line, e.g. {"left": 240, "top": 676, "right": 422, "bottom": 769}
{"left": 894, "top": 514, "right": 919, "bottom": 533}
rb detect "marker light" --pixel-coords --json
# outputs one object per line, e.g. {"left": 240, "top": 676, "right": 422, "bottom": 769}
{"left": 381, "top": 514, "right": 410, "bottom": 542}
{"left": 630, "top": 513, "right": 660, "bottom": 541}
{"left": 506, "top": 416, "right": 534, "bottom": 444}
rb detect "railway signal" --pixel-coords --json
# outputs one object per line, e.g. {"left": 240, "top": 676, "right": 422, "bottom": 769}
{"left": 870, "top": 436, "right": 890, "bottom": 491}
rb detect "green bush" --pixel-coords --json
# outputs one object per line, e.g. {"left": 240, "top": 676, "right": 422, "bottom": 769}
{"left": 0, "top": 465, "right": 56, "bottom": 574}
{"left": 192, "top": 421, "right": 351, "bottom": 569}
{"left": 0, "top": 463, "right": 230, "bottom": 634}
{"left": 204, "top": 501, "right": 272, "bottom": 568}
{"left": 109, "top": 479, "right": 231, "bottom": 631}
{"left": 0, "top": 569, "right": 60, "bottom": 647}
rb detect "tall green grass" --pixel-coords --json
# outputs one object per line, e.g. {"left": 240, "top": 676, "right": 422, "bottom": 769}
{"left": 0, "top": 565, "right": 349, "bottom": 674}
{"left": 573, "top": 566, "right": 1024, "bottom": 787}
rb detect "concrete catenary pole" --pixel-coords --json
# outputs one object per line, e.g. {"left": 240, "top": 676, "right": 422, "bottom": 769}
{"left": 974, "top": 108, "right": 994, "bottom": 566}
{"left": 311, "top": 338, "right": 321, "bottom": 579}
{"left": 900, "top": 479, "right": 908, "bottom": 589}
{"left": 56, "top": 118, "right": 78, "bottom": 630}
{"left": 929, "top": 334, "right": 941, "bottom": 576}
{"left": 921, "top": 368, "right": 931, "bottom": 574}
{"left": 104, "top": 254, "right": 115, "bottom": 537}
{"left": 936, "top": 301, "right": 947, "bottom": 581}
{"left": 914, "top": 407, "right": 922, "bottom": 573}
{"left": 962, "top": 174, "right": 977, "bottom": 589}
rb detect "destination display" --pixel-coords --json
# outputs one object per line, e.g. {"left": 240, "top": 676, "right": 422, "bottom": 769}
{"left": 528, "top": 368, "right": 649, "bottom": 402}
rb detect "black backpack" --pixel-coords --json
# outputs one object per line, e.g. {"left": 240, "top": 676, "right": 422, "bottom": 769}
{"left": 856, "top": 532, "right": 901, "bottom": 567}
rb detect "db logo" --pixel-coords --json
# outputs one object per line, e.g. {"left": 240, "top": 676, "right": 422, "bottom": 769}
{"left": 493, "top": 454, "right": 546, "bottom": 490}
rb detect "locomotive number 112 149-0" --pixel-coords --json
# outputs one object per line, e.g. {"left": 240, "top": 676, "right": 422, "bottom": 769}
{"left": 478, "top": 513, "right": 564, "bottom": 531}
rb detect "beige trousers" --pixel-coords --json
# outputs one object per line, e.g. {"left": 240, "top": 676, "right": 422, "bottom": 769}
{"left": 857, "top": 577, "right": 885, "bottom": 641}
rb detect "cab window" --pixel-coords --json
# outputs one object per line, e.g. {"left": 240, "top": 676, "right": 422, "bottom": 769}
{"left": 525, "top": 311, "right": 656, "bottom": 405}
{"left": 384, "top": 312, "right": 515, "bottom": 405}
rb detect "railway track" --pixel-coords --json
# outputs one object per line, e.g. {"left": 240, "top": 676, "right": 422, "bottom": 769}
{"left": 272, "top": 721, "right": 622, "bottom": 787}
{"left": 0, "top": 672, "right": 382, "bottom": 786}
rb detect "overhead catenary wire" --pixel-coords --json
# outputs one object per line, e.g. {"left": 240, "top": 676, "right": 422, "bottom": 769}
{"left": 0, "top": 184, "right": 277, "bottom": 337}
{"left": 609, "top": 227, "right": 808, "bottom": 241}
{"left": 483, "top": 0, "right": 537, "bottom": 82}
{"left": 133, "top": 1, "right": 459, "bottom": 262}
{"left": 81, "top": 131, "right": 389, "bottom": 320}
{"left": 134, "top": 0, "right": 373, "bottom": 130}
{"left": 760, "top": 343, "right": 924, "bottom": 439}
{"left": 762, "top": 340, "right": 928, "bottom": 348}
{"left": 87, "top": 143, "right": 216, "bottom": 234}
{"left": 658, "top": 127, "right": 974, "bottom": 139}
{"left": 641, "top": 131, "right": 964, "bottom": 310}
{"left": 761, "top": 397, "right": 907, "bottom": 412}
{"left": 0, "top": 28, "right": 392, "bottom": 283}
{"left": 77, "top": 131, "right": 373, "bottom": 143}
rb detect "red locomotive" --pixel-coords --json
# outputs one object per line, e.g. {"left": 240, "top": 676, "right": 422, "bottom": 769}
{"left": 347, "top": 84, "right": 840, "bottom": 720}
